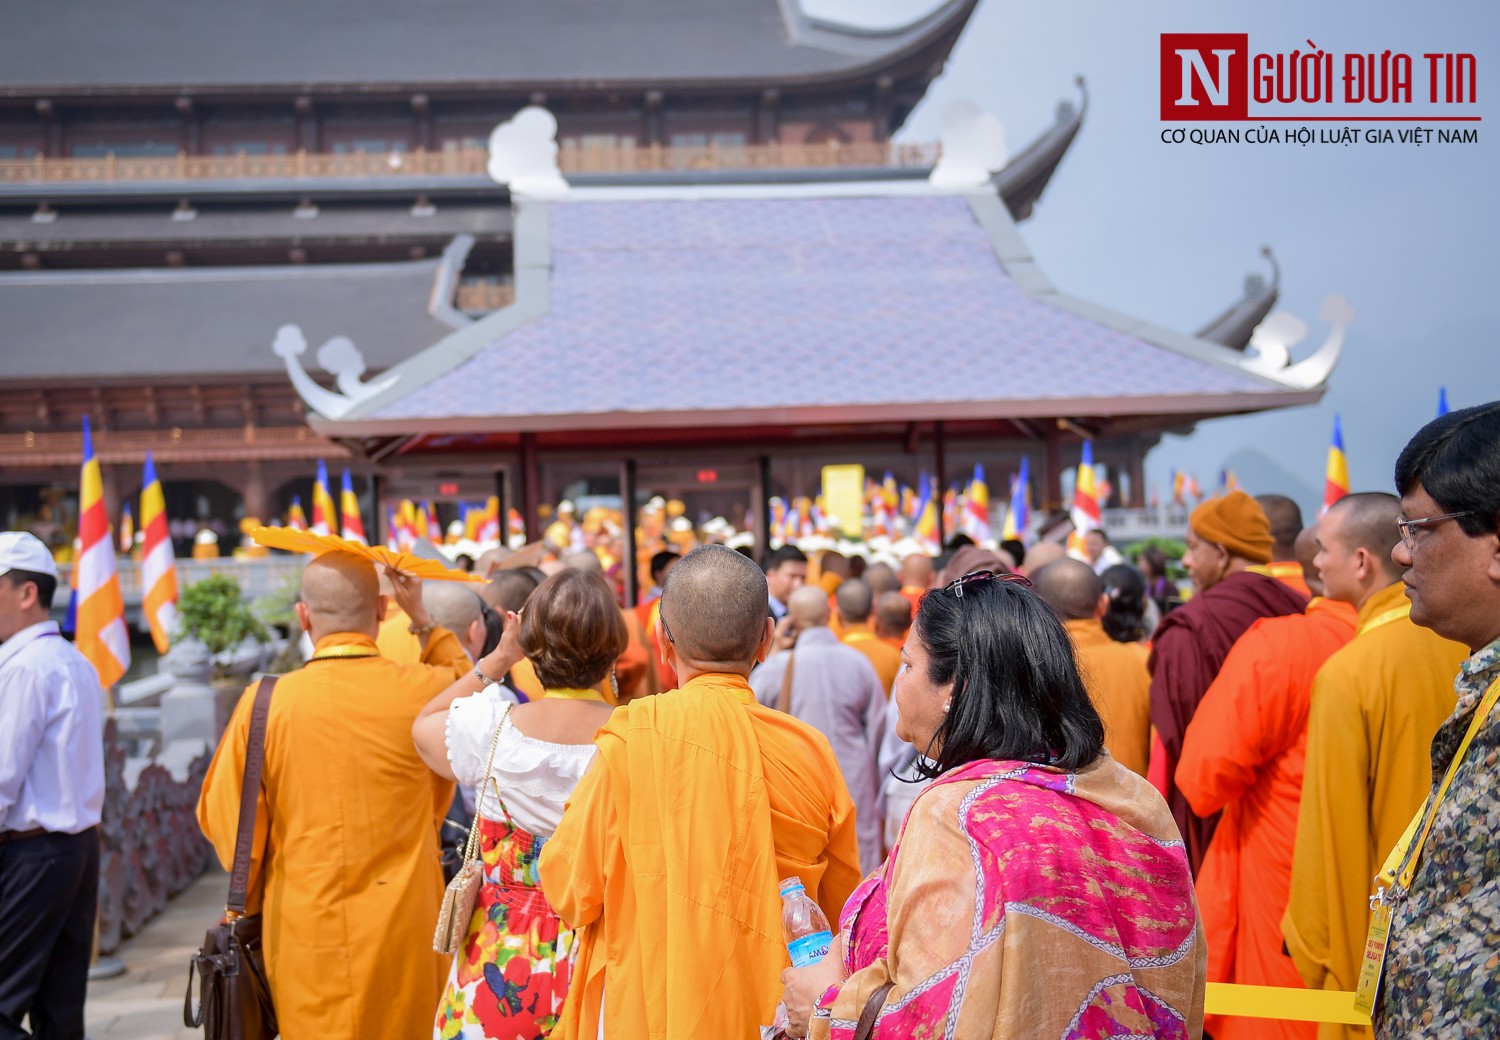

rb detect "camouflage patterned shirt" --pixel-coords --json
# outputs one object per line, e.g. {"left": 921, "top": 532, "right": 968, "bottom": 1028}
{"left": 1377, "top": 636, "right": 1500, "bottom": 1038}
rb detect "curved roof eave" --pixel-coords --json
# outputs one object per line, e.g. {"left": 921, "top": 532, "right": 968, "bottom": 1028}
{"left": 992, "top": 77, "right": 1086, "bottom": 221}
{"left": 1195, "top": 246, "right": 1281, "bottom": 352}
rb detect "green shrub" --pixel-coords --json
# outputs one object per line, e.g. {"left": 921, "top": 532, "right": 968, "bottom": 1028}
{"left": 178, "top": 574, "right": 269, "bottom": 667}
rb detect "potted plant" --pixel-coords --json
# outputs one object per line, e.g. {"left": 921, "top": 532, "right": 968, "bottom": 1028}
{"left": 175, "top": 574, "right": 270, "bottom": 682}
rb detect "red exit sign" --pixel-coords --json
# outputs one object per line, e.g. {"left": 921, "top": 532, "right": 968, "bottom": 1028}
{"left": 438, "top": 482, "right": 460, "bottom": 496}
{"left": 696, "top": 469, "right": 718, "bottom": 484}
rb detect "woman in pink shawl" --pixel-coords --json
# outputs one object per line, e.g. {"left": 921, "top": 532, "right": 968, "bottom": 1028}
{"left": 780, "top": 570, "right": 1205, "bottom": 1039}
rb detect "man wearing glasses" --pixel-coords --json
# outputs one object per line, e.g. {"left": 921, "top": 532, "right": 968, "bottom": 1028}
{"left": 1370, "top": 400, "right": 1500, "bottom": 1039}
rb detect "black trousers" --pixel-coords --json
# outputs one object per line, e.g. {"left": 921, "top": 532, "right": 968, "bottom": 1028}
{"left": 0, "top": 828, "right": 100, "bottom": 1040}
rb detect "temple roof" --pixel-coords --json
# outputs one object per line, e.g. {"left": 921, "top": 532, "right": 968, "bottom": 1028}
{"left": 299, "top": 187, "right": 1336, "bottom": 436}
{"left": 0, "top": 0, "right": 977, "bottom": 95}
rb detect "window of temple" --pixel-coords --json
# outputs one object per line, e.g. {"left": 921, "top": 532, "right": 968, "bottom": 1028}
{"left": 453, "top": 238, "right": 515, "bottom": 315}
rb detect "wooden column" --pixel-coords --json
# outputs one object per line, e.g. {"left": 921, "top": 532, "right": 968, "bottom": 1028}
{"left": 1043, "top": 427, "right": 1063, "bottom": 511}
{"left": 933, "top": 420, "right": 947, "bottom": 544}
{"left": 520, "top": 433, "right": 540, "bottom": 542}
{"left": 242, "top": 459, "right": 268, "bottom": 522}
{"left": 620, "top": 459, "right": 639, "bottom": 607}
{"left": 492, "top": 468, "right": 507, "bottom": 542}
{"left": 756, "top": 454, "right": 773, "bottom": 559}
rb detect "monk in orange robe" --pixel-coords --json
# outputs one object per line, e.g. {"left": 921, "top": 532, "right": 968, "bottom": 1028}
{"left": 874, "top": 591, "right": 911, "bottom": 651}
{"left": 1176, "top": 593, "right": 1356, "bottom": 1040}
{"left": 836, "top": 579, "right": 901, "bottom": 695}
{"left": 539, "top": 544, "right": 862, "bottom": 1040}
{"left": 1035, "top": 558, "right": 1154, "bottom": 776}
{"left": 1281, "top": 495, "right": 1466, "bottom": 1040}
{"left": 1252, "top": 493, "right": 1314, "bottom": 597}
{"left": 897, "top": 552, "right": 932, "bottom": 611}
{"left": 197, "top": 553, "right": 469, "bottom": 1039}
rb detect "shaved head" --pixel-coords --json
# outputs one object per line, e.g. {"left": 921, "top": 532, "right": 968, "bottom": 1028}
{"left": 835, "top": 578, "right": 874, "bottom": 624}
{"left": 561, "top": 550, "right": 602, "bottom": 573}
{"left": 1326, "top": 493, "right": 1404, "bottom": 581}
{"left": 424, "top": 582, "right": 485, "bottom": 658}
{"left": 1034, "top": 557, "right": 1104, "bottom": 621}
{"left": 302, "top": 552, "right": 380, "bottom": 635}
{"left": 481, "top": 570, "right": 538, "bottom": 612}
{"left": 863, "top": 562, "right": 899, "bottom": 595}
{"left": 788, "top": 585, "right": 831, "bottom": 628}
{"left": 661, "top": 544, "right": 771, "bottom": 669}
{"left": 874, "top": 591, "right": 912, "bottom": 641}
{"left": 1294, "top": 526, "right": 1324, "bottom": 597}
{"left": 1256, "top": 494, "right": 1305, "bottom": 560}
{"left": 899, "top": 554, "right": 934, "bottom": 588}
{"left": 818, "top": 551, "right": 851, "bottom": 580}
{"left": 1020, "top": 541, "right": 1066, "bottom": 576}
{"left": 475, "top": 547, "right": 510, "bottom": 577}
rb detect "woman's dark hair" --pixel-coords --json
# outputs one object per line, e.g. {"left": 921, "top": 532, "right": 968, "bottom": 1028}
{"left": 1099, "top": 564, "right": 1148, "bottom": 643}
{"left": 478, "top": 601, "right": 505, "bottom": 659}
{"left": 913, "top": 576, "right": 1104, "bottom": 778}
{"left": 1137, "top": 546, "right": 1167, "bottom": 582}
{"left": 518, "top": 569, "right": 628, "bottom": 690}
{"left": 1394, "top": 401, "right": 1500, "bottom": 536}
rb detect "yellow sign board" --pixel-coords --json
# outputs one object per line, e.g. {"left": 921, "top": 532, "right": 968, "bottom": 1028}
{"left": 821, "top": 464, "right": 865, "bottom": 538}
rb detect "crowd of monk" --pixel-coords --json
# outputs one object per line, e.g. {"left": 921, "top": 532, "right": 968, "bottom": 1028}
{"left": 185, "top": 401, "right": 1500, "bottom": 1040}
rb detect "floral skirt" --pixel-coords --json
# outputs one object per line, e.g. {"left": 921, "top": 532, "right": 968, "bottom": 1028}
{"left": 434, "top": 817, "right": 578, "bottom": 1039}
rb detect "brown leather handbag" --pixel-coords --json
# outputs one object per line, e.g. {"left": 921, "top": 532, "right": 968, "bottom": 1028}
{"left": 184, "top": 676, "right": 279, "bottom": 1040}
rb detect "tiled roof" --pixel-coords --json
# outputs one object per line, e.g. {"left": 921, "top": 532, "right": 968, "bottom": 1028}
{"left": 370, "top": 194, "right": 1275, "bottom": 425}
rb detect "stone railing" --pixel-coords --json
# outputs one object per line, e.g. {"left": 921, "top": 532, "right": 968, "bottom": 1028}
{"left": 0, "top": 140, "right": 940, "bottom": 185}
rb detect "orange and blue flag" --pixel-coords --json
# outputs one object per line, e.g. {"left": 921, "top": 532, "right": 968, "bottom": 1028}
{"left": 312, "top": 460, "right": 337, "bottom": 537}
{"left": 1001, "top": 458, "right": 1029, "bottom": 542}
{"left": 339, "top": 468, "right": 367, "bottom": 544}
{"left": 1322, "top": 415, "right": 1350, "bottom": 514}
{"left": 914, "top": 478, "right": 940, "bottom": 553}
{"left": 76, "top": 416, "right": 130, "bottom": 688}
{"left": 286, "top": 496, "right": 308, "bottom": 531}
{"left": 964, "top": 464, "right": 992, "bottom": 541}
{"left": 1070, "top": 442, "right": 1101, "bottom": 536}
{"left": 118, "top": 504, "right": 134, "bottom": 554}
{"left": 139, "top": 452, "right": 179, "bottom": 654}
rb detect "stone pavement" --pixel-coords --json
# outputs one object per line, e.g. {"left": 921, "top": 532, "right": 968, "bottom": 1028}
{"left": 85, "top": 867, "right": 225, "bottom": 1040}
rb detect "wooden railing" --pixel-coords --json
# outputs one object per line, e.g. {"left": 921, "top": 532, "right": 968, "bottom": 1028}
{"left": 0, "top": 140, "right": 940, "bottom": 185}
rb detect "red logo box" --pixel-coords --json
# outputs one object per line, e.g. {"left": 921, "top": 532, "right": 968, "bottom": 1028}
{"left": 1161, "top": 34, "right": 1249, "bottom": 120}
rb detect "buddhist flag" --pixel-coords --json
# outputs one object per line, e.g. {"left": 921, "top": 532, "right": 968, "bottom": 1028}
{"left": 311, "top": 460, "right": 337, "bottom": 537}
{"left": 914, "top": 478, "right": 940, "bottom": 553}
{"left": 1070, "top": 442, "right": 1102, "bottom": 537}
{"left": 338, "top": 469, "right": 367, "bottom": 544}
{"left": 1322, "top": 415, "right": 1350, "bottom": 514}
{"left": 1437, "top": 387, "right": 1450, "bottom": 417}
{"left": 964, "top": 464, "right": 992, "bottom": 541}
{"left": 479, "top": 497, "right": 501, "bottom": 543}
{"left": 1171, "top": 469, "right": 1186, "bottom": 507}
{"left": 1002, "top": 457, "right": 1030, "bottom": 542}
{"left": 118, "top": 503, "right": 134, "bottom": 554}
{"left": 286, "top": 496, "right": 309, "bottom": 531}
{"left": 139, "top": 452, "right": 178, "bottom": 654}
{"left": 385, "top": 505, "right": 401, "bottom": 551}
{"left": 769, "top": 497, "right": 787, "bottom": 547}
{"left": 76, "top": 416, "right": 130, "bottom": 688}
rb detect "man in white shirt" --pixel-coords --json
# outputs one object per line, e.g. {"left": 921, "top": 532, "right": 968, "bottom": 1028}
{"left": 762, "top": 545, "right": 807, "bottom": 622}
{"left": 0, "top": 531, "right": 106, "bottom": 1040}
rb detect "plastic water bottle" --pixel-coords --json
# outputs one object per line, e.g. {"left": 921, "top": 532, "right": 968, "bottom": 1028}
{"left": 779, "top": 876, "right": 833, "bottom": 967}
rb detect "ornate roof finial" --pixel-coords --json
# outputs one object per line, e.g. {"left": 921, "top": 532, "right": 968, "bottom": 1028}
{"left": 1242, "top": 295, "right": 1354, "bottom": 390}
{"left": 487, "top": 106, "right": 569, "bottom": 199}
{"left": 929, "top": 100, "right": 1007, "bottom": 190}
{"left": 272, "top": 325, "right": 398, "bottom": 419}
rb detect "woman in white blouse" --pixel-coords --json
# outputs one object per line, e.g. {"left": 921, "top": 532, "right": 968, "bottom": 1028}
{"left": 414, "top": 568, "right": 628, "bottom": 1040}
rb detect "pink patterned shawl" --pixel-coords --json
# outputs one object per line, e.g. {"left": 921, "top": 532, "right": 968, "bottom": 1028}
{"left": 809, "top": 755, "right": 1206, "bottom": 1040}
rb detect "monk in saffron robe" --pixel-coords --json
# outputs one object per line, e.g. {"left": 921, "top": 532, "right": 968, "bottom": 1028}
{"left": 1035, "top": 558, "right": 1153, "bottom": 776}
{"left": 1281, "top": 494, "right": 1466, "bottom": 1040}
{"left": 836, "top": 579, "right": 902, "bottom": 695}
{"left": 1252, "top": 493, "right": 1314, "bottom": 597}
{"left": 539, "top": 544, "right": 862, "bottom": 1040}
{"left": 1176, "top": 590, "right": 1357, "bottom": 1040}
{"left": 1149, "top": 491, "right": 1308, "bottom": 873}
{"left": 197, "top": 553, "right": 469, "bottom": 1039}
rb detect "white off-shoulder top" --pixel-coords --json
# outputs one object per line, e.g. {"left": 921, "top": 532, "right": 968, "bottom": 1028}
{"left": 445, "top": 684, "right": 597, "bottom": 838}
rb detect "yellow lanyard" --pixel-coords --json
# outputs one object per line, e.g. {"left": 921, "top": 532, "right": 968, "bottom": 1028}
{"left": 1354, "top": 674, "right": 1500, "bottom": 1014}
{"left": 1357, "top": 603, "right": 1410, "bottom": 637}
{"left": 542, "top": 687, "right": 607, "bottom": 703}
{"left": 310, "top": 646, "right": 380, "bottom": 661}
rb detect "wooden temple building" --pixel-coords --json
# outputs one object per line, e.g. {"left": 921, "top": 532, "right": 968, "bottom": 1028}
{"left": 0, "top": 0, "right": 1342, "bottom": 564}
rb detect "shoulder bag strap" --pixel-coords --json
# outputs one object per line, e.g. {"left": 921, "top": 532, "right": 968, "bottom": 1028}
{"left": 460, "top": 701, "right": 513, "bottom": 864}
{"left": 227, "top": 675, "right": 277, "bottom": 916}
{"left": 853, "top": 981, "right": 895, "bottom": 1040}
{"left": 777, "top": 651, "right": 797, "bottom": 715}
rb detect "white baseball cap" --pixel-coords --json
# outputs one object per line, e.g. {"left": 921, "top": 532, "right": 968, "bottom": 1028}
{"left": 0, "top": 531, "right": 59, "bottom": 580}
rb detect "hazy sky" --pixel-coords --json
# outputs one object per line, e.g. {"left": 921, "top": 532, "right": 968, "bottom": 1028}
{"left": 815, "top": 0, "right": 1498, "bottom": 516}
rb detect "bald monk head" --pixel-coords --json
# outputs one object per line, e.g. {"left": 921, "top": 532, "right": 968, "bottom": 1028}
{"left": 1255, "top": 494, "right": 1305, "bottom": 562}
{"left": 562, "top": 550, "right": 602, "bottom": 573}
{"left": 481, "top": 569, "right": 539, "bottom": 613}
{"left": 1316, "top": 492, "right": 1404, "bottom": 609}
{"left": 657, "top": 543, "right": 775, "bottom": 678}
{"left": 899, "top": 553, "right": 934, "bottom": 590}
{"left": 787, "top": 584, "right": 831, "bottom": 630}
{"left": 424, "top": 581, "right": 485, "bottom": 661}
{"left": 1294, "top": 525, "right": 1324, "bottom": 598}
{"left": 1020, "top": 541, "right": 1066, "bottom": 576}
{"left": 475, "top": 546, "right": 511, "bottom": 579}
{"left": 835, "top": 578, "right": 874, "bottom": 625}
{"left": 1034, "top": 558, "right": 1106, "bottom": 622}
{"left": 874, "top": 591, "right": 912, "bottom": 642}
{"left": 863, "top": 561, "right": 899, "bottom": 595}
{"left": 296, "top": 551, "right": 382, "bottom": 641}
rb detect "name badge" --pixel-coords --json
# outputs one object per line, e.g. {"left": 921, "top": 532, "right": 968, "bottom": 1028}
{"left": 1352, "top": 900, "right": 1394, "bottom": 1016}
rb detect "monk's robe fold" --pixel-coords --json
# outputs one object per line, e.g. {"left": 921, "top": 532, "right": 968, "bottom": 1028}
{"left": 1177, "top": 598, "right": 1356, "bottom": 1040}
{"left": 1281, "top": 583, "right": 1465, "bottom": 1040}
{"left": 539, "top": 673, "right": 861, "bottom": 1040}
{"left": 1149, "top": 570, "right": 1307, "bottom": 873}
{"left": 196, "top": 629, "right": 469, "bottom": 1040}
{"left": 1065, "top": 617, "right": 1153, "bottom": 776}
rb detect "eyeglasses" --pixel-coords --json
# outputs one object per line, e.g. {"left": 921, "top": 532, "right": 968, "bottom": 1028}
{"left": 659, "top": 598, "right": 676, "bottom": 644}
{"left": 943, "top": 569, "right": 1033, "bottom": 598}
{"left": 1395, "top": 511, "right": 1473, "bottom": 550}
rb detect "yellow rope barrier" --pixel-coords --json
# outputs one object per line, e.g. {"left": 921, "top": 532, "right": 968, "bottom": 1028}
{"left": 1205, "top": 983, "right": 1371, "bottom": 1025}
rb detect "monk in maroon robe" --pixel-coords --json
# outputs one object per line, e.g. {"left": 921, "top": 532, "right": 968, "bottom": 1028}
{"left": 1149, "top": 491, "right": 1307, "bottom": 874}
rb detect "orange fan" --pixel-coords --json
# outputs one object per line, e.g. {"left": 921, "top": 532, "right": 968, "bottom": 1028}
{"left": 247, "top": 526, "right": 486, "bottom": 583}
